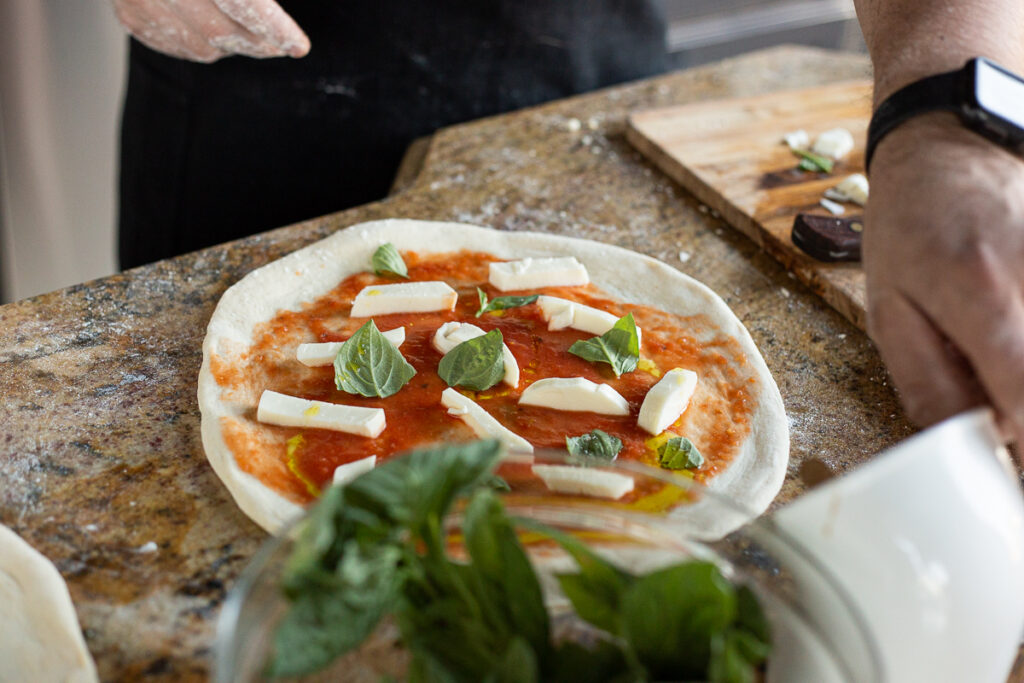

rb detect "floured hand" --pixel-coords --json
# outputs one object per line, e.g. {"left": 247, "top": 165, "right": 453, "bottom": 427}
{"left": 865, "top": 113, "right": 1024, "bottom": 448}
{"left": 112, "top": 0, "right": 309, "bottom": 62}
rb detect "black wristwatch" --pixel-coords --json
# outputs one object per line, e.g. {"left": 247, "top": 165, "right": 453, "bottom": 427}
{"left": 866, "top": 57, "right": 1024, "bottom": 172}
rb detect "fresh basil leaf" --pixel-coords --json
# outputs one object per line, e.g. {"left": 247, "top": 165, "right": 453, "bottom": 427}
{"left": 556, "top": 573, "right": 625, "bottom": 638}
{"left": 727, "top": 629, "right": 771, "bottom": 671}
{"left": 268, "top": 541, "right": 404, "bottom": 678}
{"left": 797, "top": 157, "right": 819, "bottom": 172}
{"left": 464, "top": 490, "right": 551, "bottom": 656}
{"left": 402, "top": 589, "right": 509, "bottom": 678}
{"left": 565, "top": 429, "right": 622, "bottom": 464}
{"left": 515, "top": 516, "right": 634, "bottom": 637}
{"left": 334, "top": 319, "right": 416, "bottom": 398}
{"left": 343, "top": 439, "right": 505, "bottom": 534}
{"left": 371, "top": 242, "right": 408, "bottom": 278}
{"left": 620, "top": 562, "right": 737, "bottom": 680}
{"left": 437, "top": 329, "right": 505, "bottom": 391}
{"left": 401, "top": 547, "right": 534, "bottom": 679}
{"left": 712, "top": 587, "right": 772, "bottom": 682}
{"left": 657, "top": 436, "right": 704, "bottom": 470}
{"left": 736, "top": 584, "right": 771, "bottom": 646}
{"left": 709, "top": 630, "right": 767, "bottom": 683}
{"left": 267, "top": 590, "right": 383, "bottom": 678}
{"left": 567, "top": 313, "right": 639, "bottom": 377}
{"left": 485, "top": 474, "right": 512, "bottom": 492}
{"left": 476, "top": 287, "right": 539, "bottom": 317}
{"left": 483, "top": 636, "right": 540, "bottom": 683}
{"left": 280, "top": 485, "right": 352, "bottom": 594}
{"left": 549, "top": 640, "right": 632, "bottom": 683}
{"left": 792, "top": 148, "right": 834, "bottom": 173}
{"left": 407, "top": 647, "right": 465, "bottom": 683}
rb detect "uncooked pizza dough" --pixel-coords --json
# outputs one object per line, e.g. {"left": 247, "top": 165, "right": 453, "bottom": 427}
{"left": 198, "top": 220, "right": 788, "bottom": 535}
{"left": 0, "top": 524, "right": 98, "bottom": 683}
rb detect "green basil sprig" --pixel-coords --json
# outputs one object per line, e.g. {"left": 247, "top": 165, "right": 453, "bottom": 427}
{"left": 566, "top": 429, "right": 622, "bottom": 463}
{"left": 371, "top": 243, "right": 408, "bottom": 278}
{"left": 438, "top": 329, "right": 505, "bottom": 391}
{"left": 792, "top": 148, "right": 834, "bottom": 173}
{"left": 475, "top": 288, "right": 539, "bottom": 317}
{"left": 270, "top": 440, "right": 511, "bottom": 678}
{"left": 334, "top": 319, "right": 416, "bottom": 397}
{"left": 568, "top": 313, "right": 640, "bottom": 377}
{"left": 657, "top": 436, "right": 704, "bottom": 470}
{"left": 618, "top": 563, "right": 767, "bottom": 681}
{"left": 270, "top": 439, "right": 771, "bottom": 681}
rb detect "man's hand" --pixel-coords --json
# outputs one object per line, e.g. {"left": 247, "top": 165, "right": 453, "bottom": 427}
{"left": 865, "top": 113, "right": 1024, "bottom": 445}
{"left": 112, "top": 0, "right": 309, "bottom": 62}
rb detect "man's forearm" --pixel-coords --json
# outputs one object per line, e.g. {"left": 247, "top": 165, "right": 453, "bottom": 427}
{"left": 855, "top": 1, "right": 1024, "bottom": 454}
{"left": 854, "top": 0, "right": 1024, "bottom": 105}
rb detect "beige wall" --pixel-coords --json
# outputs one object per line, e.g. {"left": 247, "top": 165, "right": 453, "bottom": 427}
{"left": 0, "top": 0, "right": 125, "bottom": 303}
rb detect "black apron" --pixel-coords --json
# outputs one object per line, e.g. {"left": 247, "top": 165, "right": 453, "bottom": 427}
{"left": 118, "top": 1, "right": 667, "bottom": 268}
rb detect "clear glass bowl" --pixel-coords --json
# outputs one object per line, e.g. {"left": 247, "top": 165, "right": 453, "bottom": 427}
{"left": 215, "top": 451, "right": 883, "bottom": 682}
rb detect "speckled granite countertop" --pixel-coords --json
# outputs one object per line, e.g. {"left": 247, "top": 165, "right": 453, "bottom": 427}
{"left": 0, "top": 47, "right": 921, "bottom": 680}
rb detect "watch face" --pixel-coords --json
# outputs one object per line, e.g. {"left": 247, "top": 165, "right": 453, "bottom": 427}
{"left": 973, "top": 58, "right": 1024, "bottom": 127}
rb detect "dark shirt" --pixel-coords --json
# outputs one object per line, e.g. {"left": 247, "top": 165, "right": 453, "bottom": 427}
{"left": 119, "top": 1, "right": 667, "bottom": 268}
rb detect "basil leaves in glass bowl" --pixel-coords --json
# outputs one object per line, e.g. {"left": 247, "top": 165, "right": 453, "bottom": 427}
{"left": 215, "top": 441, "right": 880, "bottom": 682}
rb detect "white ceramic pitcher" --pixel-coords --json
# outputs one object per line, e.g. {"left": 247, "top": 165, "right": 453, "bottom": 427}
{"left": 771, "top": 408, "right": 1024, "bottom": 682}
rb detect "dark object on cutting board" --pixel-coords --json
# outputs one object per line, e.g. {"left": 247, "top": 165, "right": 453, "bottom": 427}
{"left": 791, "top": 213, "right": 863, "bottom": 262}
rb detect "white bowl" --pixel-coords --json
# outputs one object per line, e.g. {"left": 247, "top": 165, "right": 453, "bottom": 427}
{"left": 773, "top": 408, "right": 1024, "bottom": 682}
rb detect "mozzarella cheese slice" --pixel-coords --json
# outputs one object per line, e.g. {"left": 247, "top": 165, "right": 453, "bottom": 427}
{"left": 489, "top": 257, "right": 589, "bottom": 291}
{"left": 332, "top": 455, "right": 377, "bottom": 486}
{"left": 782, "top": 129, "right": 809, "bottom": 150}
{"left": 531, "top": 464, "right": 634, "bottom": 500}
{"left": 830, "top": 173, "right": 869, "bottom": 206}
{"left": 256, "top": 390, "right": 386, "bottom": 437}
{"left": 441, "top": 388, "right": 533, "bottom": 453}
{"left": 536, "top": 295, "right": 642, "bottom": 347}
{"left": 432, "top": 321, "right": 484, "bottom": 354}
{"left": 819, "top": 198, "right": 845, "bottom": 216}
{"left": 296, "top": 327, "right": 406, "bottom": 367}
{"left": 637, "top": 368, "right": 698, "bottom": 435}
{"left": 432, "top": 321, "right": 520, "bottom": 387}
{"left": 350, "top": 281, "right": 457, "bottom": 317}
{"left": 518, "top": 377, "right": 629, "bottom": 415}
{"left": 811, "top": 128, "right": 854, "bottom": 160}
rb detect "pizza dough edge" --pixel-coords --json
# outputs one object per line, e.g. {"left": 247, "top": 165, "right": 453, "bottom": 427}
{"left": 0, "top": 524, "right": 99, "bottom": 683}
{"left": 197, "top": 219, "right": 789, "bottom": 535}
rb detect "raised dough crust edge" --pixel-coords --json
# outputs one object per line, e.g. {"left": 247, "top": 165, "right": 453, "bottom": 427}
{"left": 0, "top": 524, "right": 99, "bottom": 683}
{"left": 198, "top": 219, "right": 788, "bottom": 536}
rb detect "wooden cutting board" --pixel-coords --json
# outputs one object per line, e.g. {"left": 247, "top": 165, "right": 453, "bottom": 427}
{"left": 625, "top": 80, "right": 873, "bottom": 330}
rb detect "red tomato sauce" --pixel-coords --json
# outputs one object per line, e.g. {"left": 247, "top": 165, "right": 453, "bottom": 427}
{"left": 214, "top": 250, "right": 755, "bottom": 504}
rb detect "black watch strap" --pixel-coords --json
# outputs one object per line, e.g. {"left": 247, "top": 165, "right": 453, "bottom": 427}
{"left": 865, "top": 69, "right": 963, "bottom": 173}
